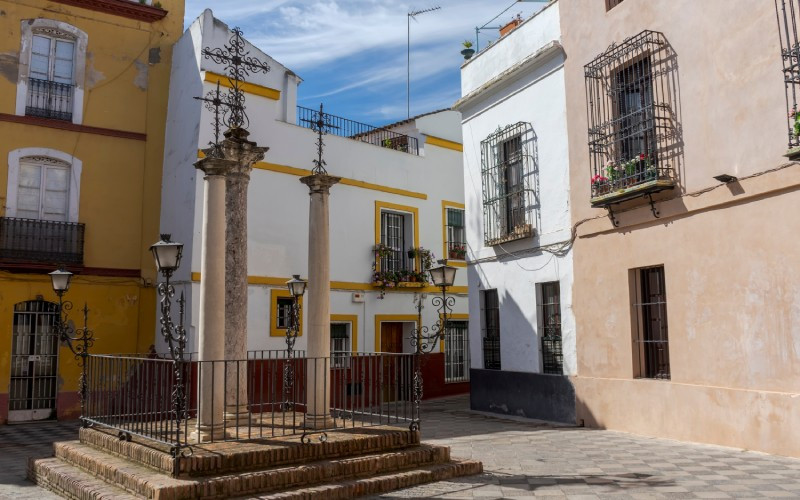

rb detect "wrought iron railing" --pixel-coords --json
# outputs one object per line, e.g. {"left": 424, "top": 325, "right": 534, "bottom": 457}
{"left": 26, "top": 78, "right": 74, "bottom": 121}
{"left": 296, "top": 105, "right": 419, "bottom": 155}
{"left": 0, "top": 217, "right": 84, "bottom": 265}
{"left": 776, "top": 0, "right": 800, "bottom": 151}
{"left": 83, "top": 353, "right": 416, "bottom": 454}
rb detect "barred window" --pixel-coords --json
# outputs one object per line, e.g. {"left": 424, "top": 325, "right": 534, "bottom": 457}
{"left": 585, "top": 30, "right": 678, "bottom": 207}
{"left": 445, "top": 208, "right": 466, "bottom": 260}
{"left": 481, "top": 289, "right": 501, "bottom": 370}
{"left": 330, "top": 323, "right": 350, "bottom": 369}
{"left": 444, "top": 320, "right": 469, "bottom": 382}
{"left": 776, "top": 0, "right": 800, "bottom": 154}
{"left": 480, "top": 122, "right": 535, "bottom": 245}
{"left": 380, "top": 211, "right": 409, "bottom": 272}
{"left": 632, "top": 266, "right": 670, "bottom": 380}
{"left": 536, "top": 282, "right": 563, "bottom": 375}
{"left": 276, "top": 297, "right": 294, "bottom": 329}
{"left": 606, "top": 0, "right": 624, "bottom": 10}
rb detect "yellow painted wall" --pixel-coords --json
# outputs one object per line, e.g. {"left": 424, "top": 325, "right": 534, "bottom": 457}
{"left": 0, "top": 0, "right": 184, "bottom": 422}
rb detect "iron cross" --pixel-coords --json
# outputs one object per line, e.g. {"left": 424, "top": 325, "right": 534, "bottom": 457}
{"left": 299, "top": 103, "right": 340, "bottom": 175}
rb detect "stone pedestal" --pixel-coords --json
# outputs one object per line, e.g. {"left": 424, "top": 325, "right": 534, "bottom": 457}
{"left": 191, "top": 157, "right": 230, "bottom": 443}
{"left": 300, "top": 173, "right": 340, "bottom": 429}
{"left": 221, "top": 128, "right": 268, "bottom": 423}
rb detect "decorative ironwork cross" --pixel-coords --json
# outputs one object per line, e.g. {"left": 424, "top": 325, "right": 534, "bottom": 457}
{"left": 299, "top": 103, "right": 339, "bottom": 175}
{"left": 197, "top": 26, "right": 271, "bottom": 132}
{"left": 193, "top": 82, "right": 227, "bottom": 157}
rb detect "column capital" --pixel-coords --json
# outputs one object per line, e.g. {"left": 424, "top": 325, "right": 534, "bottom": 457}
{"left": 300, "top": 173, "right": 342, "bottom": 194}
{"left": 194, "top": 156, "right": 236, "bottom": 177}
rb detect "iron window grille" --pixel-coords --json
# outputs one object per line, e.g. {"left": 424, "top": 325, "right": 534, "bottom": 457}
{"left": 537, "top": 282, "right": 563, "bottom": 375}
{"left": 775, "top": 0, "right": 800, "bottom": 152}
{"left": 480, "top": 122, "right": 536, "bottom": 245}
{"left": 444, "top": 320, "right": 470, "bottom": 383}
{"left": 380, "top": 211, "right": 411, "bottom": 273}
{"left": 632, "top": 266, "right": 670, "bottom": 380}
{"left": 0, "top": 217, "right": 84, "bottom": 265}
{"left": 445, "top": 208, "right": 466, "bottom": 260}
{"left": 481, "top": 289, "right": 501, "bottom": 370}
{"left": 330, "top": 323, "right": 350, "bottom": 369}
{"left": 275, "top": 297, "right": 294, "bottom": 330}
{"left": 606, "top": 0, "right": 624, "bottom": 10}
{"left": 585, "top": 30, "right": 678, "bottom": 206}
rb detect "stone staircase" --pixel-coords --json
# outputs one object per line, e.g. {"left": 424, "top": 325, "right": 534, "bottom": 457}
{"left": 29, "top": 426, "right": 482, "bottom": 499}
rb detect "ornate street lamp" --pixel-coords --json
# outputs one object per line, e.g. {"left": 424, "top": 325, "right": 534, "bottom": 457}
{"left": 282, "top": 274, "right": 306, "bottom": 411}
{"left": 49, "top": 268, "right": 93, "bottom": 424}
{"left": 408, "top": 260, "right": 458, "bottom": 430}
{"left": 150, "top": 234, "right": 188, "bottom": 453}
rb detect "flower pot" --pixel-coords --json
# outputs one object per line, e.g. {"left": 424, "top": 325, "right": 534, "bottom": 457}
{"left": 461, "top": 48, "right": 475, "bottom": 60}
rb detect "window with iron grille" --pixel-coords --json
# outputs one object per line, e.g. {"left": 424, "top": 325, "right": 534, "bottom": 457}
{"left": 606, "top": 0, "right": 624, "bottom": 10}
{"left": 445, "top": 208, "right": 466, "bottom": 260}
{"left": 480, "top": 122, "right": 535, "bottom": 245}
{"left": 26, "top": 32, "right": 76, "bottom": 121}
{"left": 585, "top": 30, "right": 678, "bottom": 206}
{"left": 481, "top": 289, "right": 501, "bottom": 370}
{"left": 275, "top": 297, "right": 294, "bottom": 330}
{"left": 444, "top": 320, "right": 469, "bottom": 382}
{"left": 776, "top": 0, "right": 800, "bottom": 152}
{"left": 330, "top": 323, "right": 350, "bottom": 368}
{"left": 536, "top": 282, "right": 563, "bottom": 375}
{"left": 632, "top": 266, "right": 670, "bottom": 379}
{"left": 380, "top": 211, "right": 409, "bottom": 272}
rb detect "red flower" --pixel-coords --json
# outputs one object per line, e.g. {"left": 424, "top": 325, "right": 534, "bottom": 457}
{"left": 639, "top": 153, "right": 646, "bottom": 160}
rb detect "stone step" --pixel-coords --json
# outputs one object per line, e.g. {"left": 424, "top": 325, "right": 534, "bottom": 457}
{"left": 249, "top": 459, "right": 484, "bottom": 499}
{"left": 28, "top": 456, "right": 140, "bottom": 500}
{"left": 78, "top": 426, "right": 421, "bottom": 477}
{"left": 51, "top": 440, "right": 453, "bottom": 499}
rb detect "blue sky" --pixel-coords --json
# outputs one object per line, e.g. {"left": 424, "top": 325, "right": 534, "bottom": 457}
{"left": 183, "top": 1, "right": 547, "bottom": 127}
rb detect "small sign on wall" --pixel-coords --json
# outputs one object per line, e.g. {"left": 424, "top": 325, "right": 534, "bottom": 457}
{"left": 352, "top": 292, "right": 365, "bottom": 303}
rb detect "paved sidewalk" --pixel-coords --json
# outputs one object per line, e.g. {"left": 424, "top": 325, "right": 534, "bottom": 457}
{"left": 1, "top": 397, "right": 799, "bottom": 499}
{"left": 378, "top": 395, "right": 800, "bottom": 499}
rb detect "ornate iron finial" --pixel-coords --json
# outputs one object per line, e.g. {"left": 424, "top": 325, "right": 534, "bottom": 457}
{"left": 299, "top": 103, "right": 339, "bottom": 175}
{"left": 194, "top": 27, "right": 271, "bottom": 151}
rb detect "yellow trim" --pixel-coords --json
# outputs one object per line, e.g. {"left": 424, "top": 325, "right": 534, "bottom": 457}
{"left": 191, "top": 273, "right": 467, "bottom": 295}
{"left": 330, "top": 314, "right": 358, "bottom": 352}
{"left": 204, "top": 71, "right": 281, "bottom": 101}
{"left": 197, "top": 151, "right": 427, "bottom": 200}
{"left": 426, "top": 136, "right": 463, "bottom": 152}
{"left": 374, "top": 314, "right": 419, "bottom": 353}
{"left": 439, "top": 313, "right": 469, "bottom": 352}
{"left": 270, "top": 289, "right": 303, "bottom": 337}
{"left": 374, "top": 201, "right": 421, "bottom": 272}
{"left": 441, "top": 200, "right": 467, "bottom": 268}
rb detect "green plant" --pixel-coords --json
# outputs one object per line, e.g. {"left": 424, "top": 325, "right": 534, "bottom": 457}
{"left": 373, "top": 243, "right": 393, "bottom": 259}
{"left": 418, "top": 247, "right": 434, "bottom": 271}
{"left": 462, "top": 40, "right": 473, "bottom": 49}
{"left": 791, "top": 110, "right": 800, "bottom": 137}
{"left": 153, "top": 1, "right": 163, "bottom": 8}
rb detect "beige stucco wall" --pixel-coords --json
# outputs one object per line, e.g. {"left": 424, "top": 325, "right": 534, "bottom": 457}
{"left": 561, "top": 0, "right": 800, "bottom": 457}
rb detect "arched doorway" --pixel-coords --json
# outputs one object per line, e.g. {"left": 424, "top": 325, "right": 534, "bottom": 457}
{"left": 9, "top": 300, "right": 60, "bottom": 422}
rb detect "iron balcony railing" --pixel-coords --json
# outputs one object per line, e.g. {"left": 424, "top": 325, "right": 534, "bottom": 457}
{"left": 296, "top": 105, "right": 419, "bottom": 155}
{"left": 26, "top": 78, "right": 74, "bottom": 121}
{"left": 0, "top": 217, "right": 85, "bottom": 265}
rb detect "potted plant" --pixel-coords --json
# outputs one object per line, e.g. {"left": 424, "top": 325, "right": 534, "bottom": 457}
{"left": 418, "top": 247, "right": 434, "bottom": 271}
{"left": 591, "top": 174, "right": 610, "bottom": 196}
{"left": 449, "top": 245, "right": 467, "bottom": 260}
{"left": 791, "top": 109, "right": 800, "bottom": 137}
{"left": 407, "top": 247, "right": 418, "bottom": 260}
{"left": 461, "top": 40, "right": 475, "bottom": 60}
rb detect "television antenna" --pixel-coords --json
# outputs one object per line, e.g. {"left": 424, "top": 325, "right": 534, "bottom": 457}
{"left": 407, "top": 5, "right": 441, "bottom": 119}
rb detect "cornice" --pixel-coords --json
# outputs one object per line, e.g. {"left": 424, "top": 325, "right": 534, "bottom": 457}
{"left": 50, "top": 0, "right": 168, "bottom": 23}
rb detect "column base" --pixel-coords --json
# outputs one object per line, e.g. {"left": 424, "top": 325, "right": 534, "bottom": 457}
{"left": 303, "top": 413, "right": 336, "bottom": 430}
{"left": 224, "top": 404, "right": 251, "bottom": 425}
{"left": 189, "top": 424, "right": 230, "bottom": 443}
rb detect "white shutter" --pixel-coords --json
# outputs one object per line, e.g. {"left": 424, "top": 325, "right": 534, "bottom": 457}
{"left": 53, "top": 39, "right": 75, "bottom": 84}
{"left": 43, "top": 166, "right": 69, "bottom": 221}
{"left": 17, "top": 163, "right": 42, "bottom": 219}
{"left": 16, "top": 158, "right": 70, "bottom": 221}
{"left": 30, "top": 35, "right": 51, "bottom": 80}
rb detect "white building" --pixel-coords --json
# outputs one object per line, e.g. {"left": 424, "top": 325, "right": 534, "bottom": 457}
{"left": 159, "top": 10, "right": 470, "bottom": 396}
{"left": 454, "top": 1, "right": 576, "bottom": 422}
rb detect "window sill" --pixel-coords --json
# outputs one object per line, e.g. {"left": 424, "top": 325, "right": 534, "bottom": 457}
{"left": 371, "top": 281, "right": 427, "bottom": 289}
{"left": 785, "top": 146, "right": 800, "bottom": 161}
{"left": 590, "top": 179, "right": 675, "bottom": 207}
{"left": 485, "top": 224, "right": 535, "bottom": 246}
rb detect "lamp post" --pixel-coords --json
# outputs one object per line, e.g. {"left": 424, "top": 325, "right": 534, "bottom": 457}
{"left": 149, "top": 233, "right": 188, "bottom": 455}
{"left": 282, "top": 274, "right": 306, "bottom": 412}
{"left": 408, "top": 260, "right": 457, "bottom": 430}
{"left": 49, "top": 268, "right": 94, "bottom": 425}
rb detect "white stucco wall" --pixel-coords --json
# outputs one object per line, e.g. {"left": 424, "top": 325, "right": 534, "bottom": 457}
{"left": 161, "top": 11, "right": 468, "bottom": 357}
{"left": 457, "top": 0, "right": 576, "bottom": 376}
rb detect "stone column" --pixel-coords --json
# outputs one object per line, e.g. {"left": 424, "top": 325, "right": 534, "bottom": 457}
{"left": 299, "top": 173, "right": 340, "bottom": 429}
{"left": 221, "top": 128, "right": 268, "bottom": 424}
{"left": 191, "top": 157, "right": 230, "bottom": 443}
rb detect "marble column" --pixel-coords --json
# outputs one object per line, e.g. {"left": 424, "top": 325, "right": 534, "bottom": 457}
{"left": 190, "top": 156, "right": 230, "bottom": 443}
{"left": 299, "top": 173, "right": 340, "bottom": 429}
{"left": 221, "top": 127, "right": 268, "bottom": 424}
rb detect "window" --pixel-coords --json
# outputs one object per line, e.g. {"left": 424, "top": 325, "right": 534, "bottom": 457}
{"left": 331, "top": 323, "right": 350, "bottom": 368}
{"left": 606, "top": 0, "right": 624, "bottom": 10}
{"left": 585, "top": 30, "right": 678, "bottom": 206}
{"left": 537, "top": 282, "right": 563, "bottom": 375}
{"left": 381, "top": 211, "right": 407, "bottom": 272}
{"left": 445, "top": 207, "right": 466, "bottom": 260}
{"left": 270, "top": 289, "right": 302, "bottom": 337}
{"left": 17, "top": 20, "right": 87, "bottom": 124}
{"left": 480, "top": 122, "right": 535, "bottom": 245}
{"left": 481, "top": 289, "right": 501, "bottom": 370}
{"left": 444, "top": 320, "right": 469, "bottom": 382}
{"left": 275, "top": 297, "right": 294, "bottom": 329}
{"left": 776, "top": 0, "right": 800, "bottom": 152}
{"left": 632, "top": 266, "right": 670, "bottom": 379}
{"left": 15, "top": 156, "right": 70, "bottom": 221}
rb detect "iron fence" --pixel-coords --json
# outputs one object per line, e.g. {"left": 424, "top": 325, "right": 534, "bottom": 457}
{"left": 26, "top": 78, "right": 74, "bottom": 121}
{"left": 0, "top": 217, "right": 84, "bottom": 265}
{"left": 82, "top": 353, "right": 416, "bottom": 454}
{"left": 296, "top": 105, "right": 419, "bottom": 155}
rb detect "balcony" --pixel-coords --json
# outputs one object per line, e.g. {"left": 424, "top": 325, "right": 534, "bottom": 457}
{"left": 0, "top": 217, "right": 85, "bottom": 266}
{"left": 297, "top": 106, "right": 419, "bottom": 155}
{"left": 371, "top": 245, "right": 432, "bottom": 289}
{"left": 26, "top": 78, "right": 74, "bottom": 122}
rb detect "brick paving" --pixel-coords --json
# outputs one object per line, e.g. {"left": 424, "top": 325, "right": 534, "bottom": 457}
{"left": 2, "top": 396, "right": 800, "bottom": 499}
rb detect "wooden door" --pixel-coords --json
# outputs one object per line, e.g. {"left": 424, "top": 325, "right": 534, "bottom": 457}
{"left": 379, "top": 322, "right": 404, "bottom": 403}
{"left": 380, "top": 322, "right": 404, "bottom": 353}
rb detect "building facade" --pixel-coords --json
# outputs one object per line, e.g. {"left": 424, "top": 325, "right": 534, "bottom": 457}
{"left": 562, "top": 0, "right": 800, "bottom": 457}
{"left": 159, "top": 10, "right": 470, "bottom": 398}
{"left": 455, "top": 2, "right": 576, "bottom": 422}
{"left": 0, "top": 0, "right": 183, "bottom": 422}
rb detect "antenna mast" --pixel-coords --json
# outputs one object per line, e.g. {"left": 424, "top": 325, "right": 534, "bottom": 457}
{"left": 408, "top": 5, "right": 441, "bottom": 119}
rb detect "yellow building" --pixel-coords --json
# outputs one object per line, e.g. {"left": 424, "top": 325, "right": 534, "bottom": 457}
{"left": 0, "top": 0, "right": 183, "bottom": 423}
